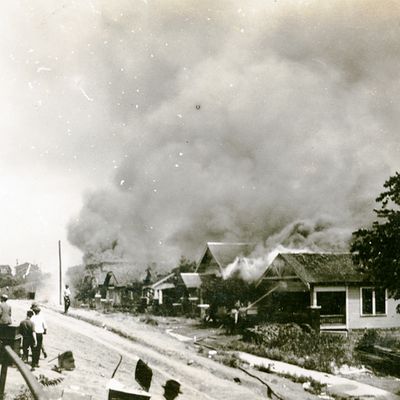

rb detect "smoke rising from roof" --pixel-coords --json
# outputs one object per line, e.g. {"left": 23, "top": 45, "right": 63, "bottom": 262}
{"left": 65, "top": 1, "right": 400, "bottom": 274}
{"left": 222, "top": 217, "right": 347, "bottom": 281}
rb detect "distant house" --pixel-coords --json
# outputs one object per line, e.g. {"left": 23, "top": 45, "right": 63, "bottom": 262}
{"left": 146, "top": 273, "right": 176, "bottom": 306}
{"left": 257, "top": 253, "right": 400, "bottom": 331}
{"left": 14, "top": 263, "right": 40, "bottom": 279}
{"left": 142, "top": 271, "right": 207, "bottom": 316}
{"left": 0, "top": 265, "right": 12, "bottom": 276}
{"left": 85, "top": 261, "right": 142, "bottom": 307}
{"left": 196, "top": 242, "right": 257, "bottom": 276}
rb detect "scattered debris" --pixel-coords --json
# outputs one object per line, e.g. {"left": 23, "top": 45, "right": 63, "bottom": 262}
{"left": 208, "top": 350, "right": 217, "bottom": 358}
{"left": 140, "top": 317, "right": 158, "bottom": 326}
{"left": 38, "top": 374, "right": 64, "bottom": 387}
{"left": 50, "top": 351, "right": 75, "bottom": 372}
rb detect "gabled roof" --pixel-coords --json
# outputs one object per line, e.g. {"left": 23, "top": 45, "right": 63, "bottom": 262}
{"left": 15, "top": 263, "right": 40, "bottom": 278}
{"left": 196, "top": 242, "right": 257, "bottom": 274}
{"left": 259, "top": 252, "right": 365, "bottom": 286}
{"left": 88, "top": 263, "right": 138, "bottom": 286}
{"left": 150, "top": 273, "right": 175, "bottom": 289}
{"left": 180, "top": 273, "right": 202, "bottom": 289}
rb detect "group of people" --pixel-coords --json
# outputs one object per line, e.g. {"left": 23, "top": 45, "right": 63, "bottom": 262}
{"left": 0, "top": 284, "right": 71, "bottom": 372}
{"left": 19, "top": 302, "right": 48, "bottom": 370}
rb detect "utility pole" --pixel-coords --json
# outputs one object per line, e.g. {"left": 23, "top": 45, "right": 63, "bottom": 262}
{"left": 58, "top": 240, "right": 62, "bottom": 306}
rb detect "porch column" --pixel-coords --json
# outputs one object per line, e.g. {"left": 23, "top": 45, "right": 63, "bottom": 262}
{"left": 94, "top": 293, "right": 101, "bottom": 309}
{"left": 310, "top": 286, "right": 317, "bottom": 307}
{"left": 309, "top": 286, "right": 320, "bottom": 332}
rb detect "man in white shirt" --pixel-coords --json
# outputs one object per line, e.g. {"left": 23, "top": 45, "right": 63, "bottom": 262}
{"left": 63, "top": 284, "right": 71, "bottom": 314}
{"left": 31, "top": 307, "right": 47, "bottom": 370}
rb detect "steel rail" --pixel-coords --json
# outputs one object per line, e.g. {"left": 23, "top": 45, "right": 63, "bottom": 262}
{"left": 4, "top": 345, "right": 49, "bottom": 400}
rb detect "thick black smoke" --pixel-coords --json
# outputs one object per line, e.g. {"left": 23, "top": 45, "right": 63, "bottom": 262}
{"left": 65, "top": 1, "right": 400, "bottom": 274}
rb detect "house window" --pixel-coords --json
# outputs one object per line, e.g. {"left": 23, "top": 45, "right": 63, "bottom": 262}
{"left": 361, "top": 288, "right": 386, "bottom": 316}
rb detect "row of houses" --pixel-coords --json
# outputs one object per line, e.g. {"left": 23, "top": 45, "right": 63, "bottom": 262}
{"left": 85, "top": 242, "right": 400, "bottom": 332}
{"left": 0, "top": 262, "right": 40, "bottom": 278}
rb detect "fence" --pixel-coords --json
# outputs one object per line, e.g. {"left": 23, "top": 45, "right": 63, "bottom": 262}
{"left": 0, "top": 344, "right": 49, "bottom": 400}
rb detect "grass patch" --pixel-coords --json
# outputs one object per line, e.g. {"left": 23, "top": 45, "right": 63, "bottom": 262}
{"left": 356, "top": 329, "right": 400, "bottom": 351}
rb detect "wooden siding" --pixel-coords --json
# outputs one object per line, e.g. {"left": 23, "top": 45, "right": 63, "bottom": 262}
{"left": 347, "top": 286, "right": 400, "bottom": 329}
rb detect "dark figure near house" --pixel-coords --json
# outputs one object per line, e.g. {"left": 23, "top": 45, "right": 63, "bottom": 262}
{"left": 162, "top": 379, "right": 182, "bottom": 400}
{"left": 205, "top": 302, "right": 217, "bottom": 323}
{"left": 19, "top": 310, "right": 37, "bottom": 363}
{"left": 63, "top": 284, "right": 71, "bottom": 314}
{"left": 0, "top": 294, "right": 12, "bottom": 325}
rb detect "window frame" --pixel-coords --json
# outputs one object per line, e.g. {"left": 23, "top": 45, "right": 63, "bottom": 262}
{"left": 360, "top": 287, "right": 387, "bottom": 316}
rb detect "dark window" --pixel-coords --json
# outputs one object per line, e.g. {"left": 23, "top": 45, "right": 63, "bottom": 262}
{"left": 375, "top": 288, "right": 386, "bottom": 314}
{"left": 362, "top": 288, "right": 373, "bottom": 315}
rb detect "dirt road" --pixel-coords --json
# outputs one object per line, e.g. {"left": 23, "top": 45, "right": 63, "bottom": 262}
{"left": 8, "top": 301, "right": 321, "bottom": 400}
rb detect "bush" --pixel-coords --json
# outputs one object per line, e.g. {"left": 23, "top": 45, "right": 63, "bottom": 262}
{"left": 227, "top": 323, "right": 354, "bottom": 373}
{"left": 12, "top": 287, "right": 28, "bottom": 299}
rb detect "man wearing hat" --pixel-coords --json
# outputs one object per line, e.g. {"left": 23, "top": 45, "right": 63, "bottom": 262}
{"left": 31, "top": 306, "right": 47, "bottom": 369}
{"left": 19, "top": 310, "right": 37, "bottom": 363}
{"left": 162, "top": 380, "right": 182, "bottom": 400}
{"left": 0, "top": 294, "right": 11, "bottom": 325}
{"left": 31, "top": 303, "right": 47, "bottom": 358}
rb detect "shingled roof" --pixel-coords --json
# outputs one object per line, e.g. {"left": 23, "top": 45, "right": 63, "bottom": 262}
{"left": 264, "top": 252, "right": 365, "bottom": 285}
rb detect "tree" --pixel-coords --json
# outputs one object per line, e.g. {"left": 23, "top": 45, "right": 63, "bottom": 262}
{"left": 351, "top": 172, "right": 400, "bottom": 307}
{"left": 67, "top": 264, "right": 97, "bottom": 303}
{"left": 174, "top": 256, "right": 197, "bottom": 273}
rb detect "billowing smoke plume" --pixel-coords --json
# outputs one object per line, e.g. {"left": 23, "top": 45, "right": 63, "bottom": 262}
{"left": 66, "top": 1, "right": 400, "bottom": 275}
{"left": 223, "top": 217, "right": 348, "bottom": 281}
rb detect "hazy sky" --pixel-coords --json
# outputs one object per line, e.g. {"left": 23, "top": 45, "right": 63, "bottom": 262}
{"left": 1, "top": 1, "right": 400, "bottom": 276}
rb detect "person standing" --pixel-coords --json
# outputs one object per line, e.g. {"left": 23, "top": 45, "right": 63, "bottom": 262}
{"left": 0, "top": 294, "right": 12, "bottom": 325}
{"left": 30, "top": 303, "right": 47, "bottom": 358}
{"left": 63, "top": 284, "right": 71, "bottom": 314}
{"left": 31, "top": 307, "right": 47, "bottom": 370}
{"left": 19, "top": 310, "right": 37, "bottom": 364}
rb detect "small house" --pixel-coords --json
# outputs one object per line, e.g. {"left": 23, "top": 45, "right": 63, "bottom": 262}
{"left": 147, "top": 273, "right": 176, "bottom": 306}
{"left": 257, "top": 253, "right": 400, "bottom": 331}
{"left": 85, "top": 261, "right": 142, "bottom": 308}
{"left": 14, "top": 263, "right": 40, "bottom": 279}
{"left": 0, "top": 265, "right": 12, "bottom": 276}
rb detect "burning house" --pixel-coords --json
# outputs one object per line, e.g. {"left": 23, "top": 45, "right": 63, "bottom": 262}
{"left": 142, "top": 271, "right": 206, "bottom": 316}
{"left": 84, "top": 260, "right": 143, "bottom": 309}
{"left": 195, "top": 242, "right": 257, "bottom": 276}
{"left": 256, "top": 253, "right": 400, "bottom": 332}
